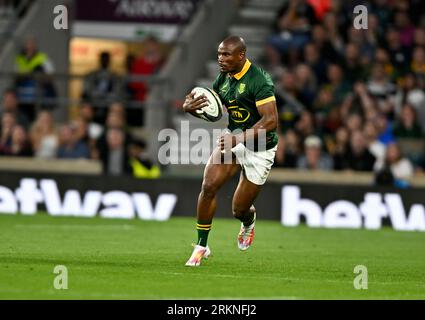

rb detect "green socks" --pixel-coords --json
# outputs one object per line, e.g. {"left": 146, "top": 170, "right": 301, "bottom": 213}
{"left": 196, "top": 222, "right": 212, "bottom": 247}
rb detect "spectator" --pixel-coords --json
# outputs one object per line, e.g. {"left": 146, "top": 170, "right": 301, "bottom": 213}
{"left": 370, "top": 0, "right": 393, "bottom": 28}
{"left": 81, "top": 51, "right": 121, "bottom": 123}
{"left": 303, "top": 43, "right": 328, "bottom": 85}
{"left": 363, "top": 121, "right": 386, "bottom": 165}
{"left": 275, "top": 70, "right": 306, "bottom": 129}
{"left": 410, "top": 46, "right": 425, "bottom": 87}
{"left": 413, "top": 27, "right": 425, "bottom": 47}
{"left": 100, "top": 128, "right": 131, "bottom": 176}
{"left": 311, "top": 24, "right": 340, "bottom": 64}
{"left": 295, "top": 110, "right": 317, "bottom": 142}
{"left": 345, "top": 113, "right": 363, "bottom": 135}
{"left": 294, "top": 63, "right": 317, "bottom": 109}
{"left": 72, "top": 113, "right": 99, "bottom": 159}
{"left": 395, "top": 73, "right": 425, "bottom": 131}
{"left": 375, "top": 112, "right": 396, "bottom": 145}
{"left": 9, "top": 125, "right": 33, "bottom": 157}
{"left": 374, "top": 47, "right": 397, "bottom": 80}
{"left": 95, "top": 107, "right": 132, "bottom": 163}
{"left": 274, "top": 128, "right": 300, "bottom": 168}
{"left": 384, "top": 27, "right": 411, "bottom": 75}
{"left": 322, "top": 106, "right": 342, "bottom": 135}
{"left": 79, "top": 102, "right": 103, "bottom": 141}
{"left": 297, "top": 135, "right": 333, "bottom": 170}
{"left": 108, "top": 102, "right": 127, "bottom": 126}
{"left": 366, "top": 63, "right": 397, "bottom": 117}
{"left": 56, "top": 124, "right": 90, "bottom": 159}
{"left": 14, "top": 36, "right": 57, "bottom": 121}
{"left": 365, "top": 14, "right": 383, "bottom": 49}
{"left": 322, "top": 11, "right": 344, "bottom": 56}
{"left": 340, "top": 130, "right": 376, "bottom": 171}
{"left": 330, "top": 126, "right": 349, "bottom": 170}
{"left": 341, "top": 82, "right": 375, "bottom": 119}
{"left": 312, "top": 87, "right": 340, "bottom": 133}
{"left": 71, "top": 116, "right": 90, "bottom": 144}
{"left": 324, "top": 63, "right": 351, "bottom": 105}
{"left": 393, "top": 103, "right": 423, "bottom": 139}
{"left": 267, "top": 0, "right": 318, "bottom": 64}
{"left": 128, "top": 139, "right": 161, "bottom": 179}
{"left": 375, "top": 142, "right": 414, "bottom": 180}
{"left": 128, "top": 36, "right": 164, "bottom": 102}
{"left": 127, "top": 36, "right": 165, "bottom": 126}
{"left": 346, "top": 27, "right": 375, "bottom": 66}
{"left": 0, "top": 88, "right": 30, "bottom": 129}
{"left": 363, "top": 103, "right": 379, "bottom": 123}
{"left": 342, "top": 42, "right": 367, "bottom": 85}
{"left": 394, "top": 9, "right": 416, "bottom": 49}
{"left": 29, "top": 110, "right": 58, "bottom": 159}
{"left": 0, "top": 112, "right": 16, "bottom": 154}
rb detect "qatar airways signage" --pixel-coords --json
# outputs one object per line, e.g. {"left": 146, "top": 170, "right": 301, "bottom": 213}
{"left": 75, "top": 0, "right": 201, "bottom": 24}
{"left": 281, "top": 186, "right": 425, "bottom": 232}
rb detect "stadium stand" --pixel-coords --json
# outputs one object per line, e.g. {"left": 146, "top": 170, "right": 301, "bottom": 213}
{"left": 0, "top": 0, "right": 424, "bottom": 188}
{"left": 262, "top": 0, "right": 425, "bottom": 184}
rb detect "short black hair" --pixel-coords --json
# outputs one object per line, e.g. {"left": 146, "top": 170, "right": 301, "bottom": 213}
{"left": 222, "top": 35, "right": 246, "bottom": 54}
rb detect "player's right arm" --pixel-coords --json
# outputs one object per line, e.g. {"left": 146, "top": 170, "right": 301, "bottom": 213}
{"left": 182, "top": 92, "right": 209, "bottom": 116}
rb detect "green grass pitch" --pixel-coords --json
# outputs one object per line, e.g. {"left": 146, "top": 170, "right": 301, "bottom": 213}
{"left": 0, "top": 213, "right": 424, "bottom": 299}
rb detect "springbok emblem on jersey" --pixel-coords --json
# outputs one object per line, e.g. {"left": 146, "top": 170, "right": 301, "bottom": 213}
{"left": 238, "top": 83, "right": 246, "bottom": 94}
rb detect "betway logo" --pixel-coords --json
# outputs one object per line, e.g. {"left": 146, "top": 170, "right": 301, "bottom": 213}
{"left": 0, "top": 178, "right": 177, "bottom": 220}
{"left": 282, "top": 186, "right": 425, "bottom": 232}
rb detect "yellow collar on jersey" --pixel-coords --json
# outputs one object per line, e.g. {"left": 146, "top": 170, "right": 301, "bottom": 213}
{"left": 232, "top": 59, "right": 251, "bottom": 80}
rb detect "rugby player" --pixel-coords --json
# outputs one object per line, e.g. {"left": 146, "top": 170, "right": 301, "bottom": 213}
{"left": 182, "top": 36, "right": 278, "bottom": 266}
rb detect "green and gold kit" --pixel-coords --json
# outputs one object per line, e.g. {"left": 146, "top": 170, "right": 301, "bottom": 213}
{"left": 212, "top": 59, "right": 278, "bottom": 150}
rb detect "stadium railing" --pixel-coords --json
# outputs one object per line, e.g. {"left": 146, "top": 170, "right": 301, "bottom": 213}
{"left": 0, "top": 71, "right": 170, "bottom": 113}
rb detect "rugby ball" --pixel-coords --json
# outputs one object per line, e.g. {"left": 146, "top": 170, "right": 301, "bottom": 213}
{"left": 191, "top": 87, "right": 223, "bottom": 122}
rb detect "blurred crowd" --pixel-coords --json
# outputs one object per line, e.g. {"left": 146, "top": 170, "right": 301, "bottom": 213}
{"left": 265, "top": 0, "right": 425, "bottom": 184}
{"left": 0, "top": 90, "right": 160, "bottom": 178}
{"left": 0, "top": 0, "right": 20, "bottom": 16}
{"left": 0, "top": 35, "right": 164, "bottom": 178}
{"left": 1, "top": 0, "right": 425, "bottom": 184}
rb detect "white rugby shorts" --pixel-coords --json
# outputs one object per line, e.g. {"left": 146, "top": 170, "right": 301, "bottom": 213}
{"left": 231, "top": 143, "right": 277, "bottom": 185}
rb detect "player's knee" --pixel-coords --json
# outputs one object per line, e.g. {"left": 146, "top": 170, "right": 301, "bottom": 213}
{"left": 201, "top": 181, "right": 218, "bottom": 199}
{"left": 232, "top": 205, "right": 248, "bottom": 220}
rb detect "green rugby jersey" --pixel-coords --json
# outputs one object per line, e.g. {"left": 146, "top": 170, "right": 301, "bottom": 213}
{"left": 212, "top": 59, "right": 278, "bottom": 150}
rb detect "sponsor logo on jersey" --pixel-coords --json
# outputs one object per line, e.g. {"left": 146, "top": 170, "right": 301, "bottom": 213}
{"left": 228, "top": 106, "right": 250, "bottom": 123}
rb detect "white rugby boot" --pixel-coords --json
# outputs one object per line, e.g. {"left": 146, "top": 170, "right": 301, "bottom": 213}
{"left": 185, "top": 244, "right": 211, "bottom": 267}
{"left": 237, "top": 213, "right": 256, "bottom": 251}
